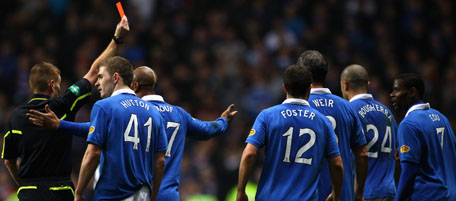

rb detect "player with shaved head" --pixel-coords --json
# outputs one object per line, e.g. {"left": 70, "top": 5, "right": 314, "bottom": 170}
{"left": 131, "top": 66, "right": 238, "bottom": 201}
{"left": 341, "top": 64, "right": 397, "bottom": 201}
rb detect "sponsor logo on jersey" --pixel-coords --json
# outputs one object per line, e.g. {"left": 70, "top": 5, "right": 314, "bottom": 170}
{"left": 69, "top": 85, "right": 81, "bottom": 96}
{"left": 400, "top": 145, "right": 410, "bottom": 153}
{"left": 89, "top": 126, "right": 95, "bottom": 134}
{"left": 249, "top": 129, "right": 256, "bottom": 136}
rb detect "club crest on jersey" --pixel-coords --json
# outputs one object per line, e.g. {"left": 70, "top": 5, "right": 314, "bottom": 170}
{"left": 89, "top": 126, "right": 95, "bottom": 134}
{"left": 400, "top": 145, "right": 410, "bottom": 153}
{"left": 249, "top": 129, "right": 256, "bottom": 136}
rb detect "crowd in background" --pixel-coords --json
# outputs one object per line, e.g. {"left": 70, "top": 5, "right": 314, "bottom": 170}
{"left": 0, "top": 0, "right": 455, "bottom": 200}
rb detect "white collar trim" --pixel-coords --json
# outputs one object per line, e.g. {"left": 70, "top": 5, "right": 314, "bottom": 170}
{"left": 142, "top": 95, "right": 164, "bottom": 102}
{"left": 310, "top": 88, "right": 332, "bottom": 94}
{"left": 282, "top": 98, "right": 310, "bottom": 106}
{"left": 405, "top": 103, "right": 430, "bottom": 117}
{"left": 111, "top": 88, "right": 136, "bottom": 97}
{"left": 350, "top": 94, "right": 373, "bottom": 102}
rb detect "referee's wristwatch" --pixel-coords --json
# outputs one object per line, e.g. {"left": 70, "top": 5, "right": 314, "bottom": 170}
{"left": 112, "top": 35, "right": 123, "bottom": 44}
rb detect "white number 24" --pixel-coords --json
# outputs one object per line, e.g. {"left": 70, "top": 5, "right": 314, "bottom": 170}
{"left": 366, "top": 125, "right": 392, "bottom": 158}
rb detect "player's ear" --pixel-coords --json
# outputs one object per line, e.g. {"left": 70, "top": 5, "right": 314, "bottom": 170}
{"left": 282, "top": 83, "right": 288, "bottom": 94}
{"left": 409, "top": 86, "right": 418, "bottom": 99}
{"left": 49, "top": 80, "right": 55, "bottom": 93}
{"left": 113, "top": 72, "right": 120, "bottom": 84}
{"left": 342, "top": 80, "right": 348, "bottom": 91}
{"left": 131, "top": 81, "right": 139, "bottom": 92}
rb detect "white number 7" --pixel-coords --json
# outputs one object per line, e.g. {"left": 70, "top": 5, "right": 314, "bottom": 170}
{"left": 165, "top": 122, "right": 181, "bottom": 157}
{"left": 436, "top": 127, "right": 445, "bottom": 149}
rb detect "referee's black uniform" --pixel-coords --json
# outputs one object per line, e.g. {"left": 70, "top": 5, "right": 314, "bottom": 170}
{"left": 2, "top": 78, "right": 92, "bottom": 201}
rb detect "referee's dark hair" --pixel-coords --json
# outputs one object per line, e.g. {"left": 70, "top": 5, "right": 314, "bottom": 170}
{"left": 29, "top": 62, "right": 61, "bottom": 93}
{"left": 297, "top": 50, "right": 328, "bottom": 84}
{"left": 100, "top": 56, "right": 134, "bottom": 86}
{"left": 394, "top": 73, "right": 425, "bottom": 99}
{"left": 283, "top": 64, "right": 312, "bottom": 98}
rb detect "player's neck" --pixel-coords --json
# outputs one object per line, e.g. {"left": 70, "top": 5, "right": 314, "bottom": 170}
{"left": 286, "top": 94, "right": 309, "bottom": 100}
{"left": 347, "top": 90, "right": 367, "bottom": 100}
{"left": 310, "top": 83, "right": 324, "bottom": 88}
{"left": 136, "top": 91, "right": 155, "bottom": 99}
{"left": 113, "top": 85, "right": 131, "bottom": 93}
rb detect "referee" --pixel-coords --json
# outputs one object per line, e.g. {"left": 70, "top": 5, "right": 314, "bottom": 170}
{"left": 1, "top": 17, "right": 129, "bottom": 201}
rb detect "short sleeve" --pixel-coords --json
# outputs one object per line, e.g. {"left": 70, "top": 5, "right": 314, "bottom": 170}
{"left": 87, "top": 104, "right": 109, "bottom": 147}
{"left": 324, "top": 118, "right": 340, "bottom": 159}
{"left": 155, "top": 115, "right": 168, "bottom": 152}
{"left": 1, "top": 121, "right": 19, "bottom": 159}
{"left": 246, "top": 111, "right": 267, "bottom": 148}
{"left": 49, "top": 78, "right": 92, "bottom": 120}
{"left": 397, "top": 121, "right": 422, "bottom": 164}
{"left": 349, "top": 105, "right": 367, "bottom": 147}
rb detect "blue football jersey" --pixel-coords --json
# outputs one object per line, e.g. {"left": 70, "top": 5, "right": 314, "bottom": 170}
{"left": 308, "top": 88, "right": 366, "bottom": 201}
{"left": 398, "top": 103, "right": 456, "bottom": 201}
{"left": 246, "top": 98, "right": 340, "bottom": 201}
{"left": 142, "top": 95, "right": 228, "bottom": 201}
{"left": 349, "top": 94, "right": 397, "bottom": 199}
{"left": 87, "top": 89, "right": 168, "bottom": 200}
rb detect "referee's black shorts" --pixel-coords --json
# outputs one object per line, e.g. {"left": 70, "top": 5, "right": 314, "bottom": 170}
{"left": 18, "top": 177, "right": 74, "bottom": 201}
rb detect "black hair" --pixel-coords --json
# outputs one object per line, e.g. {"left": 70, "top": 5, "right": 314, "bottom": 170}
{"left": 297, "top": 50, "right": 328, "bottom": 84}
{"left": 283, "top": 64, "right": 312, "bottom": 98}
{"left": 394, "top": 73, "right": 425, "bottom": 99}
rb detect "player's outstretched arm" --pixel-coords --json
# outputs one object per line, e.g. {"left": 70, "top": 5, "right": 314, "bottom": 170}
{"left": 151, "top": 151, "right": 165, "bottom": 201}
{"left": 353, "top": 145, "right": 368, "bottom": 201}
{"left": 27, "top": 104, "right": 90, "bottom": 138}
{"left": 83, "top": 16, "right": 130, "bottom": 85}
{"left": 327, "top": 156, "right": 343, "bottom": 201}
{"left": 187, "top": 104, "right": 238, "bottom": 140}
{"left": 237, "top": 143, "right": 258, "bottom": 201}
{"left": 75, "top": 144, "right": 101, "bottom": 201}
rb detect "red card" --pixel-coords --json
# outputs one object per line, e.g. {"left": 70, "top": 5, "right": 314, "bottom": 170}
{"left": 116, "top": 2, "right": 125, "bottom": 19}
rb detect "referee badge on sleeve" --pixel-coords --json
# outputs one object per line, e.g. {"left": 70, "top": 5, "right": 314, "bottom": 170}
{"left": 249, "top": 129, "right": 256, "bottom": 136}
{"left": 69, "top": 85, "right": 81, "bottom": 96}
{"left": 400, "top": 145, "right": 410, "bottom": 153}
{"left": 89, "top": 126, "right": 95, "bottom": 134}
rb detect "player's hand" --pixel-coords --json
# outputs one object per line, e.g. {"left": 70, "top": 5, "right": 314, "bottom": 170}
{"left": 394, "top": 148, "right": 399, "bottom": 161}
{"left": 74, "top": 194, "right": 85, "bottom": 201}
{"left": 325, "top": 191, "right": 340, "bottom": 201}
{"left": 236, "top": 191, "right": 248, "bottom": 201}
{"left": 114, "top": 16, "right": 130, "bottom": 38}
{"left": 221, "top": 104, "right": 238, "bottom": 122}
{"left": 26, "top": 104, "right": 60, "bottom": 129}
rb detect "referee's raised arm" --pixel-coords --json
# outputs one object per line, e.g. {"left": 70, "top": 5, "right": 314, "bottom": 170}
{"left": 83, "top": 16, "right": 130, "bottom": 85}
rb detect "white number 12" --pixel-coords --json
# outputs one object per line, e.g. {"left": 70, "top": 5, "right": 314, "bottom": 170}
{"left": 283, "top": 127, "right": 316, "bottom": 165}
